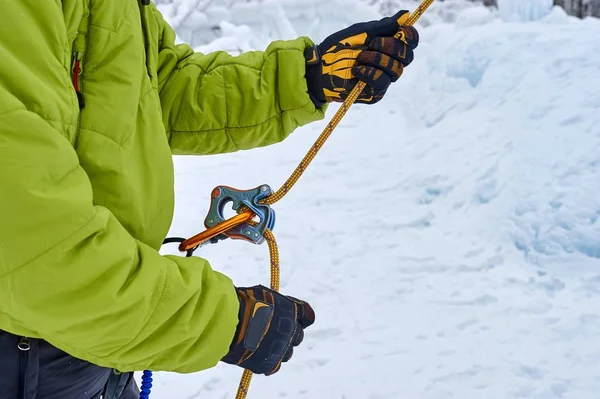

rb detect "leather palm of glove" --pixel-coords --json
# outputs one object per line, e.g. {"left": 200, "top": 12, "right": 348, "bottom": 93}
{"left": 221, "top": 285, "right": 315, "bottom": 375}
{"left": 305, "top": 10, "right": 419, "bottom": 105}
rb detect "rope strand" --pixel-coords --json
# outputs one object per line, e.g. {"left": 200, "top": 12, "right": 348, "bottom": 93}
{"left": 235, "top": 229, "right": 279, "bottom": 399}
{"left": 260, "top": 0, "right": 434, "bottom": 207}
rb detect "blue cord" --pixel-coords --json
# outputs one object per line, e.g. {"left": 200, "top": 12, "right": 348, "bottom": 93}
{"left": 139, "top": 370, "right": 153, "bottom": 399}
{"left": 140, "top": 237, "right": 191, "bottom": 399}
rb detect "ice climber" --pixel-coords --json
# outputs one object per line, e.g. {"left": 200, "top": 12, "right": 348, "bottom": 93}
{"left": 0, "top": 2, "right": 419, "bottom": 398}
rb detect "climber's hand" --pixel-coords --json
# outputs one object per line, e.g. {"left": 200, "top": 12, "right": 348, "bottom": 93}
{"left": 221, "top": 285, "right": 315, "bottom": 375}
{"left": 304, "top": 10, "right": 419, "bottom": 105}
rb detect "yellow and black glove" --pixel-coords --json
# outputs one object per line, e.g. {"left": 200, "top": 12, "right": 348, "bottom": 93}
{"left": 305, "top": 10, "right": 419, "bottom": 105}
{"left": 221, "top": 285, "right": 315, "bottom": 375}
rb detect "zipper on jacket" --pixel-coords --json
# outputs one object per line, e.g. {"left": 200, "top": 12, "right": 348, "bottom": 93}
{"left": 71, "top": 52, "right": 85, "bottom": 109}
{"left": 70, "top": 3, "right": 90, "bottom": 148}
{"left": 18, "top": 337, "right": 30, "bottom": 399}
{"left": 138, "top": 0, "right": 156, "bottom": 84}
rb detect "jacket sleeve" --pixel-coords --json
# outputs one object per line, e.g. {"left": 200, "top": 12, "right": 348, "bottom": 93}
{"left": 0, "top": 106, "right": 239, "bottom": 373}
{"left": 152, "top": 6, "right": 328, "bottom": 155}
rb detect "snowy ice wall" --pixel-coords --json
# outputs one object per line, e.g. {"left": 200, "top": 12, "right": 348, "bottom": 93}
{"left": 497, "top": 0, "right": 553, "bottom": 21}
{"left": 156, "top": 0, "right": 379, "bottom": 52}
{"left": 155, "top": 0, "right": 482, "bottom": 52}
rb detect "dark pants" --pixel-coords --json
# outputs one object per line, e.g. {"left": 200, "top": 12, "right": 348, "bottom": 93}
{"left": 0, "top": 330, "right": 139, "bottom": 399}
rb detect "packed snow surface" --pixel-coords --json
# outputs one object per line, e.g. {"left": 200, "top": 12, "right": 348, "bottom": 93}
{"left": 149, "top": 4, "right": 600, "bottom": 399}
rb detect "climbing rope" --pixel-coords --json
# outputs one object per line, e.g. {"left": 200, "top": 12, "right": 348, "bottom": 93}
{"left": 234, "top": 229, "right": 279, "bottom": 399}
{"left": 144, "top": 2, "right": 434, "bottom": 398}
{"left": 259, "top": 0, "right": 436, "bottom": 206}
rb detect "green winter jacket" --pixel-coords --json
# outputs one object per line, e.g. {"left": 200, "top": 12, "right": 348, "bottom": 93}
{"left": 0, "top": 0, "right": 325, "bottom": 373}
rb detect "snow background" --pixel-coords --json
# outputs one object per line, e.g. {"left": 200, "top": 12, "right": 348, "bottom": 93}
{"left": 148, "top": 0, "right": 600, "bottom": 398}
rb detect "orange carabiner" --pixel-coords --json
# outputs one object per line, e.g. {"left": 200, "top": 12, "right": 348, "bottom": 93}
{"left": 179, "top": 210, "right": 255, "bottom": 252}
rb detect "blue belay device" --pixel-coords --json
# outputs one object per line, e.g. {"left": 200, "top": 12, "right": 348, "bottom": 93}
{"left": 204, "top": 184, "right": 276, "bottom": 245}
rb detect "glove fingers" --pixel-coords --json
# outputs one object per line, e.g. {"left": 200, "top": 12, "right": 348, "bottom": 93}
{"left": 263, "top": 332, "right": 296, "bottom": 376}
{"left": 283, "top": 346, "right": 294, "bottom": 363}
{"left": 395, "top": 9, "right": 411, "bottom": 26}
{"left": 368, "top": 36, "right": 415, "bottom": 66}
{"left": 356, "top": 93, "right": 385, "bottom": 105}
{"left": 293, "top": 326, "right": 305, "bottom": 346}
{"left": 319, "top": 10, "right": 410, "bottom": 51}
{"left": 356, "top": 51, "right": 404, "bottom": 82}
{"left": 370, "top": 10, "right": 412, "bottom": 39}
{"left": 266, "top": 362, "right": 282, "bottom": 376}
{"left": 288, "top": 297, "right": 316, "bottom": 328}
{"left": 352, "top": 67, "right": 388, "bottom": 104}
{"left": 265, "top": 333, "right": 297, "bottom": 376}
{"left": 396, "top": 26, "right": 420, "bottom": 49}
{"left": 353, "top": 65, "right": 392, "bottom": 92}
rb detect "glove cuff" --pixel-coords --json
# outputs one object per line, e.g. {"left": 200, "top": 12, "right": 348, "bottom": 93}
{"left": 221, "top": 287, "right": 246, "bottom": 364}
{"left": 222, "top": 286, "right": 274, "bottom": 366}
{"left": 304, "top": 46, "right": 327, "bottom": 108}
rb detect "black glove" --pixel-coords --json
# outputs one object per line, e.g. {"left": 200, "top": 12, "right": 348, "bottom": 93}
{"left": 221, "top": 285, "right": 315, "bottom": 375}
{"left": 304, "top": 10, "right": 419, "bottom": 105}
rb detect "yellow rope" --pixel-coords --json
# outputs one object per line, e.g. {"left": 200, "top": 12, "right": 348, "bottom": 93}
{"left": 260, "top": 0, "right": 434, "bottom": 207}
{"left": 264, "top": 229, "right": 281, "bottom": 292}
{"left": 259, "top": 83, "right": 363, "bottom": 205}
{"left": 236, "top": 2, "right": 434, "bottom": 397}
{"left": 406, "top": 0, "right": 435, "bottom": 26}
{"left": 234, "top": 229, "right": 278, "bottom": 399}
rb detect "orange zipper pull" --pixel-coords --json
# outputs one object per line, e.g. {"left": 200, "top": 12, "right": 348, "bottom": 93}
{"left": 72, "top": 53, "right": 85, "bottom": 109}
